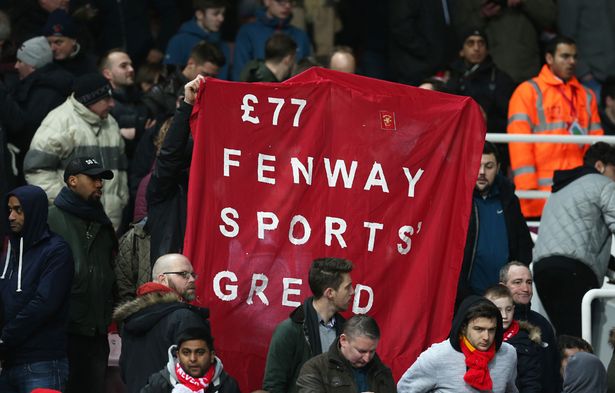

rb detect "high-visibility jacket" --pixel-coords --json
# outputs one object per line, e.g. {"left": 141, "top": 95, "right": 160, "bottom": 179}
{"left": 507, "top": 65, "right": 603, "bottom": 218}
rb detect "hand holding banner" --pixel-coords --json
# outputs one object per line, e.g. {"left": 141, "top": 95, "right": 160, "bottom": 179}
{"left": 185, "top": 68, "right": 486, "bottom": 390}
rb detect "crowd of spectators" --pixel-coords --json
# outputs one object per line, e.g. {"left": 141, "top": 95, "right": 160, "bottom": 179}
{"left": 1, "top": 0, "right": 615, "bottom": 392}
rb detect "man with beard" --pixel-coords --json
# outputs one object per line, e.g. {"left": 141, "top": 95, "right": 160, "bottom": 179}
{"left": 113, "top": 253, "right": 210, "bottom": 393}
{"left": 455, "top": 142, "right": 532, "bottom": 308}
{"left": 100, "top": 49, "right": 150, "bottom": 159}
{"left": 0, "top": 185, "right": 74, "bottom": 392}
{"left": 507, "top": 36, "right": 604, "bottom": 219}
{"left": 47, "top": 157, "right": 117, "bottom": 393}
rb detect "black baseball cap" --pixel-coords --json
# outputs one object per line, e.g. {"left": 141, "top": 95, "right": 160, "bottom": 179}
{"left": 63, "top": 157, "right": 114, "bottom": 182}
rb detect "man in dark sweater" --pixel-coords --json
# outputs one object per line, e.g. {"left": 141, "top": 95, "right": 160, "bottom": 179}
{"left": 456, "top": 142, "right": 533, "bottom": 308}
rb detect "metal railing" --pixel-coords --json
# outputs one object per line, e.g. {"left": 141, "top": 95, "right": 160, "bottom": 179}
{"left": 485, "top": 133, "right": 615, "bottom": 344}
{"left": 485, "top": 133, "right": 615, "bottom": 199}
{"left": 486, "top": 133, "right": 615, "bottom": 346}
{"left": 581, "top": 287, "right": 615, "bottom": 346}
{"left": 486, "top": 133, "right": 615, "bottom": 144}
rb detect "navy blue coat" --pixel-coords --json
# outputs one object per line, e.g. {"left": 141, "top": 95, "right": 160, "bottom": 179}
{"left": 0, "top": 185, "right": 74, "bottom": 365}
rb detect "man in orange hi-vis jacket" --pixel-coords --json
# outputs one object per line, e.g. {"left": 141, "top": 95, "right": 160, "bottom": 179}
{"left": 507, "top": 36, "right": 603, "bottom": 218}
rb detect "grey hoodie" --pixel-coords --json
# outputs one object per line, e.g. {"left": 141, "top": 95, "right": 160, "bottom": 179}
{"left": 397, "top": 296, "right": 519, "bottom": 392}
{"left": 562, "top": 352, "right": 607, "bottom": 393}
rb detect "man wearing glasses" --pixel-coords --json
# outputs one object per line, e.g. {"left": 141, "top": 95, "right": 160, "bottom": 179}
{"left": 114, "top": 253, "right": 210, "bottom": 393}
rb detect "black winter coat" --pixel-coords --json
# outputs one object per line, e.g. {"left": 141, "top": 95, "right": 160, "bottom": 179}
{"left": 0, "top": 63, "right": 73, "bottom": 182}
{"left": 113, "top": 291, "right": 209, "bottom": 393}
{"left": 445, "top": 57, "right": 517, "bottom": 134}
{"left": 506, "top": 321, "right": 543, "bottom": 393}
{"left": 514, "top": 304, "right": 562, "bottom": 393}
{"left": 388, "top": 0, "right": 456, "bottom": 85}
{"left": 142, "top": 70, "right": 188, "bottom": 120}
{"left": 146, "top": 100, "right": 192, "bottom": 264}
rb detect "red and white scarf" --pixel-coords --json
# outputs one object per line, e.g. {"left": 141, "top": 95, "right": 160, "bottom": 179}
{"left": 502, "top": 320, "right": 520, "bottom": 342}
{"left": 173, "top": 362, "right": 215, "bottom": 393}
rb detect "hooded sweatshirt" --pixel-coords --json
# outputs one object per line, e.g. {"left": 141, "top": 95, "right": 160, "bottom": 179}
{"left": 562, "top": 352, "right": 607, "bottom": 393}
{"left": 397, "top": 296, "right": 518, "bottom": 392}
{"left": 0, "top": 185, "right": 74, "bottom": 365}
{"left": 140, "top": 345, "right": 240, "bottom": 393}
{"left": 232, "top": 7, "right": 312, "bottom": 81}
{"left": 164, "top": 18, "right": 230, "bottom": 80}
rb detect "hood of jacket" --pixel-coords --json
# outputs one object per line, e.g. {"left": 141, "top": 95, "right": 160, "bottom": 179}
{"left": 449, "top": 295, "right": 504, "bottom": 352}
{"left": 551, "top": 166, "right": 599, "bottom": 193}
{"left": 5, "top": 185, "right": 50, "bottom": 250}
{"left": 113, "top": 290, "right": 209, "bottom": 334}
{"left": 449, "top": 56, "right": 496, "bottom": 78}
{"left": 256, "top": 7, "right": 292, "bottom": 29}
{"left": 164, "top": 344, "right": 225, "bottom": 387}
{"left": 537, "top": 64, "right": 583, "bottom": 89}
{"left": 518, "top": 320, "right": 542, "bottom": 345}
{"left": 68, "top": 94, "right": 108, "bottom": 127}
{"left": 562, "top": 352, "right": 607, "bottom": 393}
{"left": 178, "top": 18, "right": 221, "bottom": 44}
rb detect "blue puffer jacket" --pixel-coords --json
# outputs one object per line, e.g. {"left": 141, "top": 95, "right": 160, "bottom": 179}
{"left": 0, "top": 185, "right": 74, "bottom": 365}
{"left": 232, "top": 7, "right": 312, "bottom": 81}
{"left": 164, "top": 18, "right": 230, "bottom": 80}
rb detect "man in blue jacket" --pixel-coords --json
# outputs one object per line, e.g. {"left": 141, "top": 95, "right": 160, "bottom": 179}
{"left": 232, "top": 0, "right": 311, "bottom": 81}
{"left": 165, "top": 0, "right": 230, "bottom": 80}
{"left": 0, "top": 185, "right": 74, "bottom": 392}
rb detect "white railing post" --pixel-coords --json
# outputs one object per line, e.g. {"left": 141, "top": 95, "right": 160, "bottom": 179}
{"left": 486, "top": 134, "right": 615, "bottom": 144}
{"left": 581, "top": 289, "right": 615, "bottom": 346}
{"left": 485, "top": 134, "right": 615, "bottom": 200}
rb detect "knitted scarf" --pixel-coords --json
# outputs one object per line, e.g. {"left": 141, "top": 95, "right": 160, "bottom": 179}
{"left": 174, "top": 362, "right": 215, "bottom": 392}
{"left": 502, "top": 320, "right": 520, "bottom": 342}
{"left": 460, "top": 335, "right": 495, "bottom": 391}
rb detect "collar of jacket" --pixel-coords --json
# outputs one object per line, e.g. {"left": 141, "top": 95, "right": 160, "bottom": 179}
{"left": 69, "top": 94, "right": 107, "bottom": 129}
{"left": 538, "top": 64, "right": 582, "bottom": 89}
{"left": 326, "top": 336, "right": 384, "bottom": 375}
{"left": 256, "top": 7, "right": 292, "bottom": 28}
{"left": 112, "top": 290, "right": 183, "bottom": 322}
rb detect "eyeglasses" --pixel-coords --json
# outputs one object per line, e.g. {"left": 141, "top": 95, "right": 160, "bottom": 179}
{"left": 163, "top": 271, "right": 198, "bottom": 280}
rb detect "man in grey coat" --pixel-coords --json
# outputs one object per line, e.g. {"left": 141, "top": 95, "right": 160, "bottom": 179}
{"left": 397, "top": 296, "right": 518, "bottom": 392}
{"left": 534, "top": 142, "right": 615, "bottom": 337}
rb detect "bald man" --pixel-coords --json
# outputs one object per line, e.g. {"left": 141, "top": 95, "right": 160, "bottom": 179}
{"left": 328, "top": 46, "right": 356, "bottom": 74}
{"left": 113, "top": 253, "right": 210, "bottom": 393}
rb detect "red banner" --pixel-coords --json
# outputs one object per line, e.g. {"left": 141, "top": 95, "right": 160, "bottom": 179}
{"left": 185, "top": 68, "right": 485, "bottom": 391}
